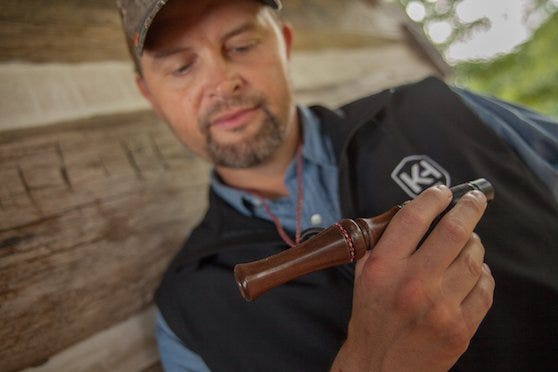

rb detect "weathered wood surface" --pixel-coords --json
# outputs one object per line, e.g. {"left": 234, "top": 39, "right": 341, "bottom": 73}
{"left": 0, "top": 111, "right": 210, "bottom": 371}
{"left": 23, "top": 306, "right": 162, "bottom": 372}
{"left": 0, "top": 0, "right": 411, "bottom": 62}
{"left": 0, "top": 0, "right": 128, "bottom": 63}
{"left": 1, "top": 0, "right": 447, "bottom": 132}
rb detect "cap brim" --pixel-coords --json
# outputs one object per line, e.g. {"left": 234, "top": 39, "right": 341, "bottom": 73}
{"left": 135, "top": 0, "right": 282, "bottom": 59}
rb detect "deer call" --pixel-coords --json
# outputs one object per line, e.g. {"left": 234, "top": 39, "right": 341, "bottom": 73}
{"left": 234, "top": 178, "right": 494, "bottom": 301}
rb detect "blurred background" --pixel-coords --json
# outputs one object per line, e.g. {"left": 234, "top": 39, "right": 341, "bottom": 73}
{"left": 0, "top": 1, "right": 556, "bottom": 371}
{"left": 393, "top": 0, "right": 558, "bottom": 117}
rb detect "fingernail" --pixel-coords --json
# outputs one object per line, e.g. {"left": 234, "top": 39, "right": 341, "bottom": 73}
{"left": 468, "top": 190, "right": 487, "bottom": 203}
{"left": 434, "top": 184, "right": 451, "bottom": 198}
{"left": 472, "top": 232, "right": 481, "bottom": 242}
{"left": 483, "top": 263, "right": 491, "bottom": 274}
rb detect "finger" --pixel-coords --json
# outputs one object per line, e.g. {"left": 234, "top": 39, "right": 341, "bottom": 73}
{"left": 413, "top": 190, "right": 487, "bottom": 274}
{"left": 441, "top": 234, "right": 485, "bottom": 303}
{"left": 372, "top": 185, "right": 452, "bottom": 260}
{"left": 461, "top": 263, "right": 495, "bottom": 334}
{"left": 354, "top": 250, "right": 370, "bottom": 277}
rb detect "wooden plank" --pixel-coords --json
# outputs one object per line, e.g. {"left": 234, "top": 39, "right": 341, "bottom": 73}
{"left": 0, "top": 111, "right": 209, "bottom": 371}
{"left": 22, "top": 306, "right": 162, "bottom": 372}
{"left": 0, "top": 0, "right": 128, "bottom": 63}
{"left": 0, "top": 0, "right": 410, "bottom": 63}
{"left": 294, "top": 46, "right": 439, "bottom": 106}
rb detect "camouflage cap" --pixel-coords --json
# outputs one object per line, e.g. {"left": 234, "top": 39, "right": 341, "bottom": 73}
{"left": 116, "top": 0, "right": 282, "bottom": 62}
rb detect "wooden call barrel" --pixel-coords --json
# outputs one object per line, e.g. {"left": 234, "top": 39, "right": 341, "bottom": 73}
{"left": 234, "top": 179, "right": 494, "bottom": 301}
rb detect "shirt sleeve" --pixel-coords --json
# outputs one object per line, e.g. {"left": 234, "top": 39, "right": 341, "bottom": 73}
{"left": 155, "top": 310, "right": 211, "bottom": 372}
{"left": 452, "top": 87, "right": 558, "bottom": 201}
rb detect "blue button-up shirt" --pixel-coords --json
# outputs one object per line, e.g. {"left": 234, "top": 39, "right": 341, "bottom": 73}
{"left": 211, "top": 105, "right": 341, "bottom": 233}
{"left": 156, "top": 89, "right": 558, "bottom": 372}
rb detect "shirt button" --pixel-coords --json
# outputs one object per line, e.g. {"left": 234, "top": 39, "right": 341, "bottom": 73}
{"left": 310, "top": 214, "right": 323, "bottom": 226}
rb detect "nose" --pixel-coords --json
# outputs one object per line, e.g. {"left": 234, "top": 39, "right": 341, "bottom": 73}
{"left": 205, "top": 57, "right": 242, "bottom": 99}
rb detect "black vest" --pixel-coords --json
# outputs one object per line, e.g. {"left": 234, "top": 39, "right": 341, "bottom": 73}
{"left": 155, "top": 77, "right": 558, "bottom": 372}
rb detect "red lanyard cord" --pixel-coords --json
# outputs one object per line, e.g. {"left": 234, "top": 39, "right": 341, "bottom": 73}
{"left": 253, "top": 143, "right": 303, "bottom": 248}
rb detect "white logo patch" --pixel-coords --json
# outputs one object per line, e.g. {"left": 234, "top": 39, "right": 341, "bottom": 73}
{"left": 391, "top": 155, "right": 450, "bottom": 197}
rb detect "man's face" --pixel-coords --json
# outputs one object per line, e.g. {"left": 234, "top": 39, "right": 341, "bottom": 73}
{"left": 137, "top": 0, "right": 295, "bottom": 168}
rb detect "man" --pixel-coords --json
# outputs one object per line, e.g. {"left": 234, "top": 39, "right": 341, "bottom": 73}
{"left": 116, "top": 0, "right": 558, "bottom": 371}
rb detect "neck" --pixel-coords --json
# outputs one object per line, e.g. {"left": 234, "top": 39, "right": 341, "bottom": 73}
{"left": 215, "top": 109, "right": 300, "bottom": 199}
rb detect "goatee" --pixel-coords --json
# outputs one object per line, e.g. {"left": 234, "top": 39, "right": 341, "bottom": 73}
{"left": 199, "top": 94, "right": 286, "bottom": 168}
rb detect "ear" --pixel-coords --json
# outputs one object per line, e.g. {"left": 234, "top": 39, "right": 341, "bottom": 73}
{"left": 281, "top": 22, "right": 293, "bottom": 59}
{"left": 136, "top": 75, "right": 166, "bottom": 120}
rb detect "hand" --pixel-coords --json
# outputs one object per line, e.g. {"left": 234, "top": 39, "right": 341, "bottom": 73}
{"left": 331, "top": 185, "right": 495, "bottom": 372}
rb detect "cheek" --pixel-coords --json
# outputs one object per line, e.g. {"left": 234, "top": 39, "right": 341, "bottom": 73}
{"left": 156, "top": 93, "right": 209, "bottom": 156}
{"left": 169, "top": 114, "right": 205, "bottom": 149}
{"left": 169, "top": 119, "right": 209, "bottom": 160}
{"left": 261, "top": 62, "right": 293, "bottom": 118}
{"left": 265, "top": 54, "right": 292, "bottom": 98}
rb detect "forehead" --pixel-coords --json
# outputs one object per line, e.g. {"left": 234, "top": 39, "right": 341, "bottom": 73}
{"left": 145, "top": 0, "right": 267, "bottom": 49}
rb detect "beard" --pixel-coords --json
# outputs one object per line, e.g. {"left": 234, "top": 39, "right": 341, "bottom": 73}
{"left": 199, "top": 94, "right": 287, "bottom": 168}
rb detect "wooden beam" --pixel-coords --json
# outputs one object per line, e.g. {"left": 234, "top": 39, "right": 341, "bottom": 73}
{"left": 401, "top": 21, "right": 453, "bottom": 78}
{"left": 0, "top": 111, "right": 209, "bottom": 371}
{"left": 22, "top": 306, "right": 162, "bottom": 372}
{"left": 0, "top": 0, "right": 407, "bottom": 63}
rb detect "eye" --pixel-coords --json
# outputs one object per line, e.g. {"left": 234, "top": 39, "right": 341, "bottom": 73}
{"left": 172, "top": 63, "right": 192, "bottom": 76}
{"left": 233, "top": 44, "right": 253, "bottom": 53}
{"left": 228, "top": 39, "right": 259, "bottom": 55}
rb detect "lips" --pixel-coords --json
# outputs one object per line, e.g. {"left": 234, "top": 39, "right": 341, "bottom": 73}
{"left": 209, "top": 105, "right": 260, "bottom": 131}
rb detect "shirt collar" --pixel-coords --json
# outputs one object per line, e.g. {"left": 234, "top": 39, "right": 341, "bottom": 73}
{"left": 210, "top": 104, "right": 335, "bottom": 214}
{"left": 298, "top": 104, "right": 337, "bottom": 167}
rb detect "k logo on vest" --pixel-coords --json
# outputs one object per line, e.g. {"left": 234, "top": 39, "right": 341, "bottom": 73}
{"left": 391, "top": 155, "right": 450, "bottom": 197}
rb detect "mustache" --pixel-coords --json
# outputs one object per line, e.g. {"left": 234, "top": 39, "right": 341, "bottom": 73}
{"left": 199, "top": 94, "right": 266, "bottom": 131}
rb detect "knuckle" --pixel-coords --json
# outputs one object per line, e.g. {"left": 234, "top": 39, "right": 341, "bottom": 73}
{"left": 464, "top": 253, "right": 483, "bottom": 278}
{"left": 478, "top": 277, "right": 495, "bottom": 310}
{"left": 487, "top": 270, "right": 496, "bottom": 288}
{"left": 424, "top": 185, "right": 452, "bottom": 202}
{"left": 471, "top": 233, "right": 485, "bottom": 255}
{"left": 427, "top": 306, "right": 470, "bottom": 353}
{"left": 424, "top": 304, "right": 450, "bottom": 328}
{"left": 397, "top": 207, "right": 429, "bottom": 230}
{"left": 395, "top": 277, "right": 430, "bottom": 315}
{"left": 444, "top": 324, "right": 471, "bottom": 354}
{"left": 361, "top": 256, "right": 389, "bottom": 283}
{"left": 459, "top": 192, "right": 486, "bottom": 215}
{"left": 439, "top": 216, "right": 469, "bottom": 243}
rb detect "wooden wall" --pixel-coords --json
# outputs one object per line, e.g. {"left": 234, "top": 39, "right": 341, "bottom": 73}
{"left": 1, "top": 112, "right": 210, "bottom": 371}
{"left": 0, "top": 1, "right": 448, "bottom": 371}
